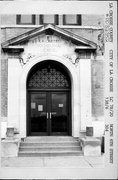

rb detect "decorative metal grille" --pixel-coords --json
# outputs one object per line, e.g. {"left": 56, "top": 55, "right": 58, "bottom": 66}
{"left": 28, "top": 67, "right": 70, "bottom": 89}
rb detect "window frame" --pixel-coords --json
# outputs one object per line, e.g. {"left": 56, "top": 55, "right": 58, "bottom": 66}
{"left": 16, "top": 15, "right": 35, "bottom": 25}
{"left": 40, "top": 15, "right": 59, "bottom": 25}
{"left": 63, "top": 15, "right": 81, "bottom": 25}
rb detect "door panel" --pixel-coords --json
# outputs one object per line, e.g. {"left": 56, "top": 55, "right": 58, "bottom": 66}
{"left": 51, "top": 93, "right": 68, "bottom": 135}
{"left": 28, "top": 91, "right": 69, "bottom": 136}
{"left": 30, "top": 93, "right": 47, "bottom": 135}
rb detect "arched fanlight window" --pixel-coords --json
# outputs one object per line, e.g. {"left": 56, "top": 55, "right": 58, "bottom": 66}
{"left": 27, "top": 60, "right": 71, "bottom": 89}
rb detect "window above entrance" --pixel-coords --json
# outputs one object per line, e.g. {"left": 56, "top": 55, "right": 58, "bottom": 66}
{"left": 16, "top": 14, "right": 81, "bottom": 26}
{"left": 63, "top": 15, "right": 81, "bottom": 25}
{"left": 40, "top": 15, "right": 59, "bottom": 25}
{"left": 27, "top": 61, "right": 71, "bottom": 90}
{"left": 16, "top": 15, "right": 35, "bottom": 25}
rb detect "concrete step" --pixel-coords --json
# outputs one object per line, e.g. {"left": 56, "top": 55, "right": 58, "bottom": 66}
{"left": 19, "top": 146, "right": 82, "bottom": 151}
{"left": 18, "top": 151, "right": 83, "bottom": 157}
{"left": 20, "top": 141, "right": 80, "bottom": 147}
{"left": 24, "top": 136, "right": 79, "bottom": 142}
{"left": 18, "top": 136, "right": 83, "bottom": 157}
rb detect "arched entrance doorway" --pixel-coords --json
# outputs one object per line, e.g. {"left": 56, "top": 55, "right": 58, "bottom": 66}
{"left": 27, "top": 60, "right": 71, "bottom": 136}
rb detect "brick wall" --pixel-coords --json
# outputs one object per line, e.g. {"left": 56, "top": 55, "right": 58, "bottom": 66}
{"left": 82, "top": 15, "right": 104, "bottom": 27}
{"left": 1, "top": 56, "right": 8, "bottom": 117}
{"left": 1, "top": 18, "right": 104, "bottom": 118}
{"left": 1, "top": 28, "right": 34, "bottom": 42}
{"left": 1, "top": 54, "right": 105, "bottom": 119}
{"left": 91, "top": 60, "right": 104, "bottom": 117}
{"left": 1, "top": 14, "right": 104, "bottom": 27}
{"left": 64, "top": 28, "right": 103, "bottom": 44}
{"left": 1, "top": 15, "right": 16, "bottom": 25}
{"left": 1, "top": 27, "right": 103, "bottom": 44}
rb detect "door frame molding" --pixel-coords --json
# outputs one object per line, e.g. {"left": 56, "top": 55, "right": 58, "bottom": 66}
{"left": 19, "top": 55, "right": 80, "bottom": 138}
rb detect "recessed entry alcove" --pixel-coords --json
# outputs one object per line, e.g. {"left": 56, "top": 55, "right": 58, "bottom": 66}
{"left": 26, "top": 60, "right": 71, "bottom": 136}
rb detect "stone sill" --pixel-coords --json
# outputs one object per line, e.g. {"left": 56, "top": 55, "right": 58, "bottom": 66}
{"left": 2, "top": 137, "right": 20, "bottom": 143}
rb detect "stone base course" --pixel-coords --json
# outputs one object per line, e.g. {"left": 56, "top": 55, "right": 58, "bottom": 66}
{"left": 80, "top": 137, "right": 101, "bottom": 156}
{"left": 1, "top": 138, "right": 20, "bottom": 157}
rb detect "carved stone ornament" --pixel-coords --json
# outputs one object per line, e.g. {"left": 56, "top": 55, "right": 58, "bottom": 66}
{"left": 19, "top": 53, "right": 36, "bottom": 66}
{"left": 19, "top": 34, "right": 79, "bottom": 67}
{"left": 96, "top": 30, "right": 104, "bottom": 56}
{"left": 19, "top": 52, "right": 79, "bottom": 67}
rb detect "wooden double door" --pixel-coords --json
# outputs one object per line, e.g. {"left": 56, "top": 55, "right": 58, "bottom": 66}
{"left": 27, "top": 91, "right": 71, "bottom": 136}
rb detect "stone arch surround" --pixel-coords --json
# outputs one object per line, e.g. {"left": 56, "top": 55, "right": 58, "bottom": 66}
{"left": 19, "top": 55, "right": 80, "bottom": 138}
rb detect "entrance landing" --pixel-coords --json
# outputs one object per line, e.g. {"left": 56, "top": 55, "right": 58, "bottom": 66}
{"left": 2, "top": 154, "right": 104, "bottom": 168}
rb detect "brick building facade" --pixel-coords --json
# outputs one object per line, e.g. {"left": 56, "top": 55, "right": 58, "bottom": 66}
{"left": 1, "top": 14, "right": 104, "bottom": 140}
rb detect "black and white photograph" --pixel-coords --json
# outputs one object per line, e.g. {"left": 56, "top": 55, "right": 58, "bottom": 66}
{"left": 0, "top": 1, "right": 117, "bottom": 179}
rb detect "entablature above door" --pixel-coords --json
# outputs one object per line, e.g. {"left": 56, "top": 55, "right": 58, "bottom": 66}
{"left": 2, "top": 24, "right": 97, "bottom": 66}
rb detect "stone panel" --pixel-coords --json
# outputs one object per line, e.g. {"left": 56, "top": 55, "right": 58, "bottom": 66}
{"left": 80, "top": 59, "right": 92, "bottom": 130}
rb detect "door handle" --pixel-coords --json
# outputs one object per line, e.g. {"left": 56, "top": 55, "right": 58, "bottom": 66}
{"left": 47, "top": 112, "right": 49, "bottom": 119}
{"left": 50, "top": 112, "right": 51, "bottom": 119}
